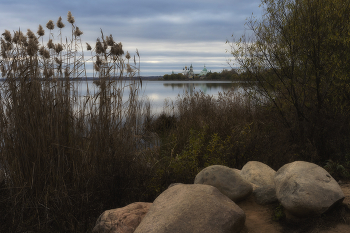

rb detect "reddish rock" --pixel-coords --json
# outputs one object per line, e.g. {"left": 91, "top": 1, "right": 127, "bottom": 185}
{"left": 92, "top": 202, "right": 152, "bottom": 233}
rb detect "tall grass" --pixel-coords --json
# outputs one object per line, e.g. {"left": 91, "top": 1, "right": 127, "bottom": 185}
{"left": 0, "top": 12, "right": 153, "bottom": 232}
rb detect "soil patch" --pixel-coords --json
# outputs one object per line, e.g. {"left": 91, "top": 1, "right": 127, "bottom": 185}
{"left": 238, "top": 182, "right": 350, "bottom": 233}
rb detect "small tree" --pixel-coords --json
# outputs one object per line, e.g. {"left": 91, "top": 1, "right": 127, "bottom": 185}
{"left": 228, "top": 0, "right": 350, "bottom": 162}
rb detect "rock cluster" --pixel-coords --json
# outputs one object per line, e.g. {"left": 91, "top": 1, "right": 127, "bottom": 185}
{"left": 93, "top": 161, "right": 345, "bottom": 233}
{"left": 194, "top": 165, "right": 253, "bottom": 202}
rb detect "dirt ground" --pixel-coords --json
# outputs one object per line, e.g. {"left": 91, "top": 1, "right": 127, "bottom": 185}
{"left": 237, "top": 182, "right": 350, "bottom": 233}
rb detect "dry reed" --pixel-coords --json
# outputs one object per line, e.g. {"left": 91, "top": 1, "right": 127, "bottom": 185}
{"left": 0, "top": 12, "right": 149, "bottom": 232}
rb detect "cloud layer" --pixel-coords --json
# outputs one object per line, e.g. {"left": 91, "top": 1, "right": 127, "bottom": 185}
{"left": 0, "top": 0, "right": 263, "bottom": 76}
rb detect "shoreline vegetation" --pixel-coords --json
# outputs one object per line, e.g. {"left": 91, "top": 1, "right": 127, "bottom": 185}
{"left": 161, "top": 68, "right": 242, "bottom": 81}
{"left": 0, "top": 76, "right": 244, "bottom": 82}
{"left": 1, "top": 1, "right": 350, "bottom": 232}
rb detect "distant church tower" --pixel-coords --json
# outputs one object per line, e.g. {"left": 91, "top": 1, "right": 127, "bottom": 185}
{"left": 189, "top": 64, "right": 194, "bottom": 78}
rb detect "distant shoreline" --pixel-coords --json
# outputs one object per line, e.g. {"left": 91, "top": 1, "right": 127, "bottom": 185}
{"left": 0, "top": 76, "right": 162, "bottom": 81}
{"left": 147, "top": 79, "right": 239, "bottom": 82}
{"left": 0, "top": 77, "right": 240, "bottom": 82}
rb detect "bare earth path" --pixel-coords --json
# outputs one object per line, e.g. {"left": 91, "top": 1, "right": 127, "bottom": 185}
{"left": 237, "top": 182, "right": 350, "bottom": 233}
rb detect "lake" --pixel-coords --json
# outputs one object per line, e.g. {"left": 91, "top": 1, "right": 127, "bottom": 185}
{"left": 75, "top": 80, "right": 245, "bottom": 116}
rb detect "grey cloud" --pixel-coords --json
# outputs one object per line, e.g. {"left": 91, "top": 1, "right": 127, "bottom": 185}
{"left": 0, "top": 0, "right": 262, "bottom": 76}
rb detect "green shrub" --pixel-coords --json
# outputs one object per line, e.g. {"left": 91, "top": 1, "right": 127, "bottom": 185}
{"left": 272, "top": 204, "right": 286, "bottom": 221}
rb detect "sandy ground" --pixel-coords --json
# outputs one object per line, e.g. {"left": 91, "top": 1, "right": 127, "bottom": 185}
{"left": 237, "top": 182, "right": 350, "bottom": 233}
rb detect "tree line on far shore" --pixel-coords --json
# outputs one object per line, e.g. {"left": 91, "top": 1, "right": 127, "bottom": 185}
{"left": 162, "top": 69, "right": 242, "bottom": 81}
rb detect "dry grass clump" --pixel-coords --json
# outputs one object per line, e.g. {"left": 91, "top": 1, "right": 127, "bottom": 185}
{"left": 0, "top": 12, "right": 150, "bottom": 232}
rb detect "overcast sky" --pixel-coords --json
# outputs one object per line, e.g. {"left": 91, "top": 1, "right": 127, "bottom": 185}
{"left": 0, "top": 0, "right": 263, "bottom": 76}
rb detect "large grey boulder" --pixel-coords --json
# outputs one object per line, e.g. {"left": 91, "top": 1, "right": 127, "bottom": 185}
{"left": 194, "top": 165, "right": 253, "bottom": 202}
{"left": 92, "top": 202, "right": 152, "bottom": 233}
{"left": 134, "top": 184, "right": 245, "bottom": 233}
{"left": 274, "top": 161, "right": 345, "bottom": 218}
{"left": 240, "top": 161, "right": 277, "bottom": 204}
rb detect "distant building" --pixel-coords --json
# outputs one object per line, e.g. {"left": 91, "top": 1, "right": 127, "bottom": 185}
{"left": 182, "top": 66, "right": 188, "bottom": 76}
{"left": 182, "top": 64, "right": 194, "bottom": 79}
{"left": 199, "top": 65, "right": 208, "bottom": 78}
{"left": 189, "top": 64, "right": 194, "bottom": 78}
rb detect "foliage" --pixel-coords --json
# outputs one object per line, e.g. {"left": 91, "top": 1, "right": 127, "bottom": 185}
{"left": 272, "top": 204, "right": 286, "bottom": 221}
{"left": 143, "top": 89, "right": 299, "bottom": 196}
{"left": 163, "top": 73, "right": 185, "bottom": 80}
{"left": 324, "top": 157, "right": 350, "bottom": 180}
{"left": 206, "top": 69, "right": 240, "bottom": 80}
{"left": 228, "top": 0, "right": 350, "bottom": 163}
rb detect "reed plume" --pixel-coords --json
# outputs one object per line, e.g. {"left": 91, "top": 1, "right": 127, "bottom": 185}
{"left": 27, "top": 37, "right": 39, "bottom": 56}
{"left": 37, "top": 25, "right": 45, "bottom": 37}
{"left": 2, "top": 30, "right": 11, "bottom": 42}
{"left": 74, "top": 27, "right": 83, "bottom": 37}
{"left": 57, "top": 16, "right": 65, "bottom": 28}
{"left": 106, "top": 34, "right": 114, "bottom": 46}
{"left": 47, "top": 39, "right": 54, "bottom": 49}
{"left": 111, "top": 42, "right": 124, "bottom": 56}
{"left": 95, "top": 38, "right": 104, "bottom": 54}
{"left": 13, "top": 31, "right": 27, "bottom": 45}
{"left": 126, "top": 51, "right": 131, "bottom": 60}
{"left": 46, "top": 20, "right": 54, "bottom": 30}
{"left": 67, "top": 11, "right": 75, "bottom": 24}
{"left": 39, "top": 46, "right": 50, "bottom": 59}
{"left": 126, "top": 63, "right": 133, "bottom": 73}
{"left": 54, "top": 43, "right": 63, "bottom": 54}
{"left": 86, "top": 43, "right": 92, "bottom": 50}
{"left": 26, "top": 29, "right": 36, "bottom": 39}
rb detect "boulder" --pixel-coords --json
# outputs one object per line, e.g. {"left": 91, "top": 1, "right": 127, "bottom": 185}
{"left": 92, "top": 202, "right": 152, "bottom": 233}
{"left": 134, "top": 184, "right": 245, "bottom": 233}
{"left": 240, "top": 161, "right": 277, "bottom": 204}
{"left": 194, "top": 165, "right": 253, "bottom": 202}
{"left": 168, "top": 183, "right": 182, "bottom": 189}
{"left": 274, "top": 161, "right": 345, "bottom": 218}
{"left": 232, "top": 168, "right": 241, "bottom": 174}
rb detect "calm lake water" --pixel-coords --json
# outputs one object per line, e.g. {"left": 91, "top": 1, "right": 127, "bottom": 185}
{"left": 75, "top": 80, "right": 244, "bottom": 115}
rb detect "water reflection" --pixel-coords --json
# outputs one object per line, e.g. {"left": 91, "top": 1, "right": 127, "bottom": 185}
{"left": 74, "top": 80, "right": 243, "bottom": 116}
{"left": 162, "top": 81, "right": 238, "bottom": 92}
{"left": 162, "top": 81, "right": 238, "bottom": 95}
{"left": 0, "top": 80, "right": 243, "bottom": 116}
